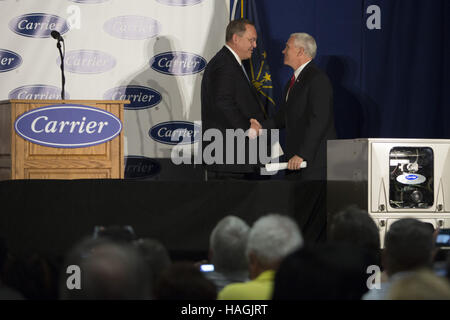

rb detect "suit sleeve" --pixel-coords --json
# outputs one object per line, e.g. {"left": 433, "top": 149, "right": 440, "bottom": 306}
{"left": 296, "top": 74, "right": 333, "bottom": 160}
{"left": 262, "top": 104, "right": 286, "bottom": 129}
{"left": 262, "top": 85, "right": 288, "bottom": 129}
{"left": 209, "top": 62, "right": 249, "bottom": 129}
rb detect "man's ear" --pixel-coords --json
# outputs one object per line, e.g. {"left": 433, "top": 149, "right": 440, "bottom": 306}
{"left": 232, "top": 33, "right": 240, "bottom": 44}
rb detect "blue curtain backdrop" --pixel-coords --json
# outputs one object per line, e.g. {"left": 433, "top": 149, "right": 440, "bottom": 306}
{"left": 231, "top": 0, "right": 449, "bottom": 139}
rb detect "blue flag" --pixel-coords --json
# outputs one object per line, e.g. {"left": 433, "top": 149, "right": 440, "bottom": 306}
{"left": 232, "top": 0, "right": 276, "bottom": 116}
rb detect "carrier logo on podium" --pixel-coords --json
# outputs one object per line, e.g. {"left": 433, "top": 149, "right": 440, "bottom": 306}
{"left": 149, "top": 121, "right": 200, "bottom": 145}
{"left": 14, "top": 104, "right": 122, "bottom": 148}
{"left": 9, "top": 13, "right": 69, "bottom": 38}
{"left": 150, "top": 52, "right": 206, "bottom": 75}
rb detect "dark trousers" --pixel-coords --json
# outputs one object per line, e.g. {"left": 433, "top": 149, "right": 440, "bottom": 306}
{"left": 206, "top": 170, "right": 270, "bottom": 181}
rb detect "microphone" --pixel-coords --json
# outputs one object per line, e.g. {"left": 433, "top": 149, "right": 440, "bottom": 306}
{"left": 50, "top": 30, "right": 64, "bottom": 42}
{"left": 50, "top": 30, "right": 66, "bottom": 100}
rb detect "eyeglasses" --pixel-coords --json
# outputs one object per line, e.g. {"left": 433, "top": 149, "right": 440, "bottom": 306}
{"left": 239, "top": 35, "right": 256, "bottom": 44}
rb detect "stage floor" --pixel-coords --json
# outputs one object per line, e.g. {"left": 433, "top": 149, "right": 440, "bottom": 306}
{"left": 0, "top": 179, "right": 326, "bottom": 260}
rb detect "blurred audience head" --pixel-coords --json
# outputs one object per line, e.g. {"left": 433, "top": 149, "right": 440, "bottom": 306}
{"left": 93, "top": 225, "right": 137, "bottom": 243}
{"left": 273, "top": 243, "right": 369, "bottom": 300}
{"left": 154, "top": 262, "right": 217, "bottom": 300}
{"left": 134, "top": 238, "right": 172, "bottom": 295}
{"left": 209, "top": 215, "right": 250, "bottom": 275}
{"left": 388, "top": 269, "right": 450, "bottom": 300}
{"left": 247, "top": 214, "right": 303, "bottom": 279}
{"left": 384, "top": 218, "right": 434, "bottom": 276}
{"left": 60, "top": 237, "right": 150, "bottom": 300}
{"left": 329, "top": 205, "right": 381, "bottom": 265}
{"left": 0, "top": 236, "right": 7, "bottom": 275}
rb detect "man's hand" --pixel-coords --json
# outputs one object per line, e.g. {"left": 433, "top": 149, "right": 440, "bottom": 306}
{"left": 248, "top": 118, "right": 262, "bottom": 139}
{"left": 288, "top": 155, "right": 304, "bottom": 170}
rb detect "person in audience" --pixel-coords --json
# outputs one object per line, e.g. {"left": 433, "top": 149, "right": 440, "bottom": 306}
{"left": 363, "top": 218, "right": 435, "bottom": 300}
{"left": 0, "top": 236, "right": 24, "bottom": 300}
{"left": 203, "top": 215, "right": 250, "bottom": 292}
{"left": 153, "top": 262, "right": 217, "bottom": 300}
{"left": 446, "top": 252, "right": 450, "bottom": 282}
{"left": 134, "top": 238, "right": 172, "bottom": 297}
{"left": 387, "top": 269, "right": 450, "bottom": 300}
{"left": 328, "top": 205, "right": 381, "bottom": 266}
{"left": 93, "top": 225, "right": 137, "bottom": 243}
{"left": 60, "top": 237, "right": 151, "bottom": 300}
{"left": 218, "top": 214, "right": 303, "bottom": 300}
{"left": 272, "top": 243, "right": 370, "bottom": 300}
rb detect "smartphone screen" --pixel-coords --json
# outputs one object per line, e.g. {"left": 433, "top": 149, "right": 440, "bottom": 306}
{"left": 200, "top": 264, "right": 214, "bottom": 272}
{"left": 436, "top": 229, "right": 450, "bottom": 247}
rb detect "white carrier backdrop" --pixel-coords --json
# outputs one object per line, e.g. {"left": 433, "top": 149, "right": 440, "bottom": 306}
{"left": 0, "top": 0, "right": 229, "bottom": 178}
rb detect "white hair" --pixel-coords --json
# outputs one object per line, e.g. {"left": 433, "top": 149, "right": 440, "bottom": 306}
{"left": 246, "top": 214, "right": 303, "bottom": 267}
{"left": 290, "top": 32, "right": 317, "bottom": 59}
{"left": 210, "top": 215, "right": 250, "bottom": 273}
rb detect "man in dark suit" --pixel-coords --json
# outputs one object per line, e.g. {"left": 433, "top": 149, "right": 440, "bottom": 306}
{"left": 201, "top": 19, "right": 267, "bottom": 180}
{"left": 252, "top": 33, "right": 336, "bottom": 180}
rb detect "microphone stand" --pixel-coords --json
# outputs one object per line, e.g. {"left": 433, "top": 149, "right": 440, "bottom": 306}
{"left": 56, "top": 38, "right": 65, "bottom": 100}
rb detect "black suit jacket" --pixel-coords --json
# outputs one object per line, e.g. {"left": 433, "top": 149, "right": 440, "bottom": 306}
{"left": 201, "top": 46, "right": 267, "bottom": 173}
{"left": 263, "top": 61, "right": 336, "bottom": 180}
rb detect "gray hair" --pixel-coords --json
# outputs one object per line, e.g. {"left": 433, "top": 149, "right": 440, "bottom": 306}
{"left": 226, "top": 18, "right": 254, "bottom": 42}
{"left": 246, "top": 214, "right": 303, "bottom": 267}
{"left": 210, "top": 215, "right": 250, "bottom": 273}
{"left": 290, "top": 32, "right": 317, "bottom": 59}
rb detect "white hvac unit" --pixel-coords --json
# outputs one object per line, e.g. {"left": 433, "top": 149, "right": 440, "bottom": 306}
{"left": 327, "top": 139, "right": 450, "bottom": 247}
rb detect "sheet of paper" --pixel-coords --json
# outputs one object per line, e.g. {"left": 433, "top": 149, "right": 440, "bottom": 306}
{"left": 265, "top": 161, "right": 307, "bottom": 172}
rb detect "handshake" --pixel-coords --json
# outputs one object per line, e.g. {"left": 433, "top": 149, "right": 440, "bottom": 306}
{"left": 247, "top": 118, "right": 305, "bottom": 170}
{"left": 248, "top": 118, "right": 263, "bottom": 140}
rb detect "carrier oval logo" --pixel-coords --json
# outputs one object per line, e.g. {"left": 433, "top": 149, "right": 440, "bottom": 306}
{"left": 69, "top": 0, "right": 109, "bottom": 3}
{"left": 104, "top": 86, "right": 162, "bottom": 110}
{"left": 150, "top": 52, "right": 206, "bottom": 75}
{"left": 14, "top": 104, "right": 122, "bottom": 148}
{"left": 149, "top": 121, "right": 200, "bottom": 145}
{"left": 9, "top": 13, "right": 69, "bottom": 38}
{"left": 104, "top": 15, "right": 161, "bottom": 40}
{"left": 9, "top": 84, "right": 69, "bottom": 100}
{"left": 396, "top": 173, "right": 426, "bottom": 185}
{"left": 125, "top": 156, "right": 161, "bottom": 179}
{"left": 156, "top": 0, "right": 204, "bottom": 6}
{"left": 61, "top": 50, "right": 116, "bottom": 74}
{"left": 0, "top": 49, "right": 22, "bottom": 72}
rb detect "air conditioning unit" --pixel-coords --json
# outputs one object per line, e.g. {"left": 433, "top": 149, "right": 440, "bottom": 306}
{"left": 327, "top": 139, "right": 450, "bottom": 247}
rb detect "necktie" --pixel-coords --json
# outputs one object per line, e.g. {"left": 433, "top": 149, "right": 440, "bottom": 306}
{"left": 286, "top": 74, "right": 296, "bottom": 101}
{"left": 241, "top": 64, "right": 250, "bottom": 82}
{"left": 289, "top": 74, "right": 296, "bottom": 89}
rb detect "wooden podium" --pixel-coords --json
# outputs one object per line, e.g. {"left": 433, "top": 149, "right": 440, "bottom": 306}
{"left": 0, "top": 99, "right": 126, "bottom": 180}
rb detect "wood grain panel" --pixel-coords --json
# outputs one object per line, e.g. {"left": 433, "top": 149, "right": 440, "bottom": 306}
{"left": 0, "top": 99, "right": 126, "bottom": 180}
